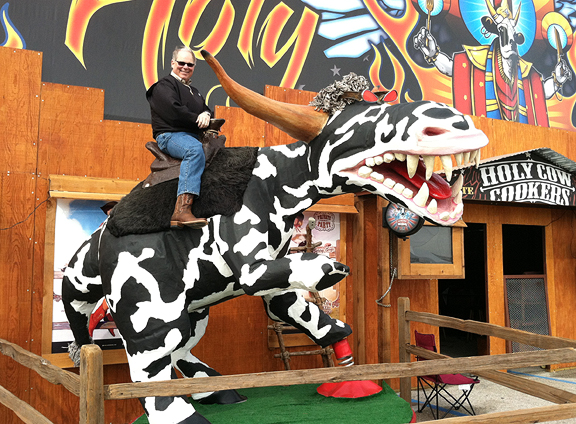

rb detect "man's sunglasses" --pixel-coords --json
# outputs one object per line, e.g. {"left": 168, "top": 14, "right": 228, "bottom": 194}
{"left": 176, "top": 61, "right": 195, "bottom": 68}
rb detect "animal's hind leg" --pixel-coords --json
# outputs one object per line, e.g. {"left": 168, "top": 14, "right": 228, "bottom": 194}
{"left": 62, "top": 232, "right": 105, "bottom": 364}
{"left": 111, "top": 311, "right": 210, "bottom": 424}
{"left": 105, "top": 250, "right": 210, "bottom": 424}
{"left": 262, "top": 291, "right": 351, "bottom": 348}
{"left": 172, "top": 309, "right": 246, "bottom": 405}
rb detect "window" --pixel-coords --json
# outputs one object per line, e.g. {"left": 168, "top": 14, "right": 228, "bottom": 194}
{"left": 392, "top": 222, "right": 465, "bottom": 279}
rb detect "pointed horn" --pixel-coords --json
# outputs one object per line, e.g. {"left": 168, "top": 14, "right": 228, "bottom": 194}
{"left": 485, "top": 0, "right": 497, "bottom": 18}
{"left": 201, "top": 50, "right": 328, "bottom": 143}
{"left": 514, "top": 1, "right": 521, "bottom": 25}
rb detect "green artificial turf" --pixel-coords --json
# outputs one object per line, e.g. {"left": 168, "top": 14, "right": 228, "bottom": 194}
{"left": 132, "top": 383, "right": 414, "bottom": 424}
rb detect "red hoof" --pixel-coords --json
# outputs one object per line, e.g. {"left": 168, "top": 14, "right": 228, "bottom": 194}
{"left": 317, "top": 380, "right": 382, "bottom": 398}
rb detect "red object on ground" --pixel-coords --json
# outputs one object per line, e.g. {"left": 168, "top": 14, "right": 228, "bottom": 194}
{"left": 317, "top": 380, "right": 383, "bottom": 398}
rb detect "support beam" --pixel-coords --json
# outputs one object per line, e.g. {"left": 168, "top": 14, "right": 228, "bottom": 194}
{"left": 80, "top": 345, "right": 104, "bottom": 424}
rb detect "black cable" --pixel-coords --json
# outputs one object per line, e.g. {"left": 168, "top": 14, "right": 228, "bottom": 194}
{"left": 0, "top": 197, "right": 50, "bottom": 231}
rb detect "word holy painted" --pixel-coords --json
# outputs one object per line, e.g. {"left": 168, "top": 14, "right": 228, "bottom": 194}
{"left": 461, "top": 155, "right": 576, "bottom": 206}
{"left": 64, "top": 0, "right": 318, "bottom": 90}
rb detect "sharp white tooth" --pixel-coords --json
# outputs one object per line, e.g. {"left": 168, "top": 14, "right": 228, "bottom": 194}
{"left": 469, "top": 150, "right": 477, "bottom": 164}
{"left": 440, "top": 155, "right": 453, "bottom": 181}
{"left": 371, "top": 171, "right": 384, "bottom": 183}
{"left": 463, "top": 151, "right": 471, "bottom": 164}
{"left": 455, "top": 153, "right": 463, "bottom": 166}
{"left": 450, "top": 203, "right": 464, "bottom": 219}
{"left": 384, "top": 153, "right": 395, "bottom": 163}
{"left": 407, "top": 155, "right": 419, "bottom": 178}
{"left": 366, "top": 157, "right": 375, "bottom": 167}
{"left": 393, "top": 183, "right": 405, "bottom": 194}
{"left": 427, "top": 199, "right": 437, "bottom": 214}
{"left": 374, "top": 155, "right": 384, "bottom": 165}
{"left": 394, "top": 153, "right": 406, "bottom": 161}
{"left": 359, "top": 166, "right": 372, "bottom": 178}
{"left": 423, "top": 156, "right": 435, "bottom": 180}
{"left": 474, "top": 149, "right": 481, "bottom": 168}
{"left": 384, "top": 178, "right": 396, "bottom": 188}
{"left": 413, "top": 182, "right": 429, "bottom": 207}
{"left": 451, "top": 174, "right": 463, "bottom": 197}
{"left": 440, "top": 212, "right": 450, "bottom": 221}
{"left": 453, "top": 191, "right": 462, "bottom": 204}
{"left": 402, "top": 188, "right": 414, "bottom": 199}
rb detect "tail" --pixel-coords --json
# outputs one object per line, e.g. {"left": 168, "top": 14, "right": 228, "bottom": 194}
{"left": 62, "top": 229, "right": 105, "bottom": 366}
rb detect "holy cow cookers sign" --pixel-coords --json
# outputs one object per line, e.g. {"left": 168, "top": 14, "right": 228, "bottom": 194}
{"left": 459, "top": 149, "right": 576, "bottom": 206}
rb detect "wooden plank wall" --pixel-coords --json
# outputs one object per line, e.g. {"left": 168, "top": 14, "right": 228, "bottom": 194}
{"left": 4, "top": 44, "right": 576, "bottom": 421}
{"left": 0, "top": 47, "right": 345, "bottom": 423}
{"left": 0, "top": 47, "right": 44, "bottom": 424}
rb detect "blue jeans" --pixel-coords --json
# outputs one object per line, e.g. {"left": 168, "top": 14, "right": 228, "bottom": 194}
{"left": 156, "top": 132, "right": 205, "bottom": 197}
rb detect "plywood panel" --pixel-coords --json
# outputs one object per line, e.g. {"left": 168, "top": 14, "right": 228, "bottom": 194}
{"left": 549, "top": 209, "right": 576, "bottom": 370}
{"left": 264, "top": 85, "right": 317, "bottom": 146}
{"left": 470, "top": 115, "right": 576, "bottom": 163}
{"left": 103, "top": 120, "right": 152, "bottom": 180}
{"left": 0, "top": 172, "right": 36, "bottom": 421}
{"left": 0, "top": 47, "right": 42, "bottom": 173}
{"left": 37, "top": 83, "right": 105, "bottom": 177}
{"left": 190, "top": 295, "right": 323, "bottom": 374}
{"left": 216, "top": 106, "right": 265, "bottom": 147}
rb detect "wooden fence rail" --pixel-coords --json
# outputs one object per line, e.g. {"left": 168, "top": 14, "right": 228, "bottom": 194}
{"left": 3, "top": 297, "right": 576, "bottom": 423}
{"left": 398, "top": 296, "right": 576, "bottom": 423}
{"left": 0, "top": 338, "right": 78, "bottom": 424}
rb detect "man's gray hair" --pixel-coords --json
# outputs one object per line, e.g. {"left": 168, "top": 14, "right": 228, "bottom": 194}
{"left": 172, "top": 46, "right": 196, "bottom": 62}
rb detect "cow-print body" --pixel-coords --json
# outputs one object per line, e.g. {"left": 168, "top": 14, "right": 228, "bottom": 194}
{"left": 63, "top": 100, "right": 488, "bottom": 423}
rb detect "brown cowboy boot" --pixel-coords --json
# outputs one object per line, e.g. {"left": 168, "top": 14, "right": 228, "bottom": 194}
{"left": 170, "top": 193, "right": 208, "bottom": 229}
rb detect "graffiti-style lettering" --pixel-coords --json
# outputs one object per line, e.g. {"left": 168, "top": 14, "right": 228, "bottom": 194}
{"left": 179, "top": 0, "right": 235, "bottom": 58}
{"left": 142, "top": 0, "right": 177, "bottom": 89}
{"left": 238, "top": 0, "right": 265, "bottom": 67}
{"left": 259, "top": 4, "right": 318, "bottom": 88}
{"left": 65, "top": 0, "right": 129, "bottom": 68}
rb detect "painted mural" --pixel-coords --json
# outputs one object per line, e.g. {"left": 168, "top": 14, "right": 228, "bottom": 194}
{"left": 1, "top": 0, "right": 575, "bottom": 130}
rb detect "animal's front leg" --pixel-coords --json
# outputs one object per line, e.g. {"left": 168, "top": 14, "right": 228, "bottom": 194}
{"left": 263, "top": 291, "right": 351, "bottom": 348}
{"left": 173, "top": 309, "right": 246, "bottom": 405}
{"left": 239, "top": 252, "right": 350, "bottom": 296}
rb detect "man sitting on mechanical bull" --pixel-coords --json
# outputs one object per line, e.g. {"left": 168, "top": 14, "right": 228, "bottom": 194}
{"left": 146, "top": 45, "right": 213, "bottom": 229}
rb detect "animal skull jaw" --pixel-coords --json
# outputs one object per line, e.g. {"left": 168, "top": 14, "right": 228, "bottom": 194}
{"left": 340, "top": 147, "right": 485, "bottom": 226}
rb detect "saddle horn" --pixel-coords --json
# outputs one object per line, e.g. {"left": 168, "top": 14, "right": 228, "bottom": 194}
{"left": 201, "top": 50, "right": 328, "bottom": 143}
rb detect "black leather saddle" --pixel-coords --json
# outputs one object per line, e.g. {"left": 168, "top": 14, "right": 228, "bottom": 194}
{"left": 142, "top": 119, "right": 226, "bottom": 188}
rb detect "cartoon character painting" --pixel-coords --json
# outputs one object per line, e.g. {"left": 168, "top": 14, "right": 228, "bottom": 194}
{"left": 413, "top": 0, "right": 572, "bottom": 125}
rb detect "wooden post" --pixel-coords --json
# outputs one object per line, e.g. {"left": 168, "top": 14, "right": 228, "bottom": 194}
{"left": 398, "top": 297, "right": 411, "bottom": 403}
{"left": 80, "top": 345, "right": 104, "bottom": 424}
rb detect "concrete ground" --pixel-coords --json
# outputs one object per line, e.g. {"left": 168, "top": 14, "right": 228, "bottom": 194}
{"left": 408, "top": 366, "right": 576, "bottom": 422}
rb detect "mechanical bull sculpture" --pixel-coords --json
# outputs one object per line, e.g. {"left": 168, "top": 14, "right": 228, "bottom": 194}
{"left": 62, "top": 50, "right": 488, "bottom": 424}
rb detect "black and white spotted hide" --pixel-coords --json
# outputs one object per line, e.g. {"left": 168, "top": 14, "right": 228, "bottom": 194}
{"left": 63, "top": 99, "right": 488, "bottom": 424}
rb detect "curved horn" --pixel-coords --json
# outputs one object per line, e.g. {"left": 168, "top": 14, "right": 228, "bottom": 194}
{"left": 201, "top": 50, "right": 328, "bottom": 143}
{"left": 485, "top": 0, "right": 497, "bottom": 18}
{"left": 514, "top": 1, "right": 521, "bottom": 25}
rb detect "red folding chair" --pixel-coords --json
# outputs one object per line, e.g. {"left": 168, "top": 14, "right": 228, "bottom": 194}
{"left": 415, "top": 331, "right": 480, "bottom": 419}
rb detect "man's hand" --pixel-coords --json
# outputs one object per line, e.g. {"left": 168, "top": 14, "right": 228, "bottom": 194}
{"left": 197, "top": 111, "right": 211, "bottom": 129}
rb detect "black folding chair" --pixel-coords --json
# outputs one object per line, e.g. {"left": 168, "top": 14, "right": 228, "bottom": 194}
{"left": 415, "top": 330, "right": 480, "bottom": 419}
